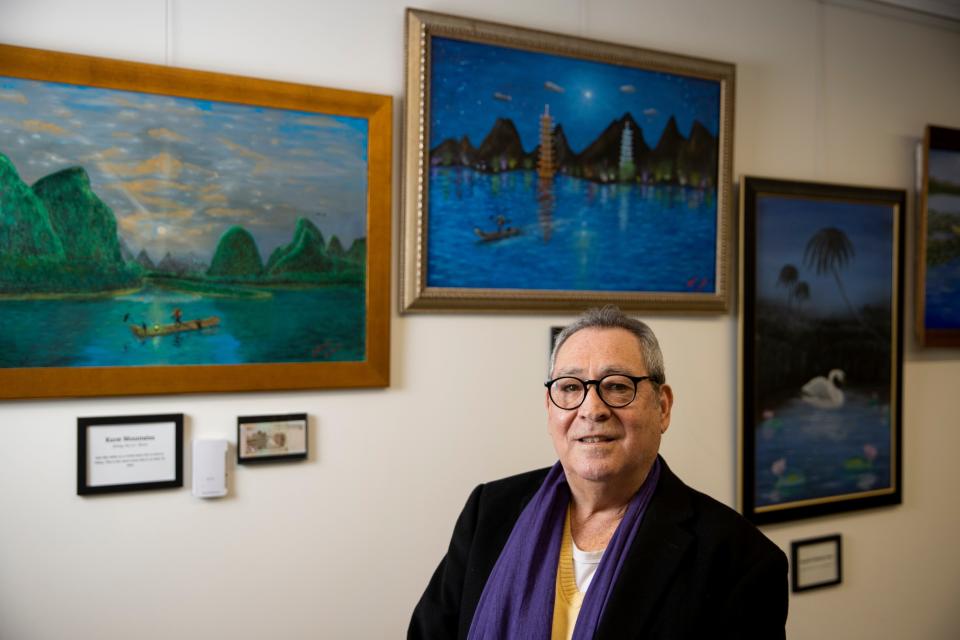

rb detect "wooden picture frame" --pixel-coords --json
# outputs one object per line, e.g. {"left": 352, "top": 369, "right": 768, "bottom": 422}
{"left": 401, "top": 9, "right": 735, "bottom": 313}
{"left": 916, "top": 124, "right": 960, "bottom": 347}
{"left": 739, "top": 177, "right": 904, "bottom": 524}
{"left": 0, "top": 44, "right": 391, "bottom": 398}
{"left": 77, "top": 413, "right": 183, "bottom": 495}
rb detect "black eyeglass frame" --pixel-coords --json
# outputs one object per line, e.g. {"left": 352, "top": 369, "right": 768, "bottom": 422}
{"left": 544, "top": 374, "right": 656, "bottom": 410}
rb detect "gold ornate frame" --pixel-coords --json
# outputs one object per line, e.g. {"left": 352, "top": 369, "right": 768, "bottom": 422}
{"left": 401, "top": 9, "right": 735, "bottom": 313}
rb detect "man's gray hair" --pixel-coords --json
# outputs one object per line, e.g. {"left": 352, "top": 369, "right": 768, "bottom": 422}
{"left": 548, "top": 305, "right": 666, "bottom": 385}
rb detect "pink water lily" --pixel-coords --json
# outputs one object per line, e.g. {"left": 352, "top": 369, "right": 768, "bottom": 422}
{"left": 771, "top": 458, "right": 787, "bottom": 477}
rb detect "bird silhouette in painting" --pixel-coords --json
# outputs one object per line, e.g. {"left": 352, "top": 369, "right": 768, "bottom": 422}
{"left": 801, "top": 369, "right": 845, "bottom": 409}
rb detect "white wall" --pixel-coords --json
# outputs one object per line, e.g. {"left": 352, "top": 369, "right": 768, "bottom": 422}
{"left": 1, "top": 1, "right": 958, "bottom": 638}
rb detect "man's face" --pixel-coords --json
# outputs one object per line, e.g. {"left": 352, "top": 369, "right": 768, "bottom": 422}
{"left": 546, "top": 327, "right": 673, "bottom": 489}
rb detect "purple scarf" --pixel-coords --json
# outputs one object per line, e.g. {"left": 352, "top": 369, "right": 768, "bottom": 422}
{"left": 467, "top": 457, "right": 662, "bottom": 640}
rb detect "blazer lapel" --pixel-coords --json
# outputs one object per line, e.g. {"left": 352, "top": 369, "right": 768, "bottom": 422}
{"left": 595, "top": 461, "right": 695, "bottom": 638}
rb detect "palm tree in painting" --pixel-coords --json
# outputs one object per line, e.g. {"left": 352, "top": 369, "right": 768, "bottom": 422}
{"left": 776, "top": 264, "right": 798, "bottom": 306}
{"left": 804, "top": 227, "right": 881, "bottom": 338}
{"left": 793, "top": 281, "right": 810, "bottom": 310}
{"left": 805, "top": 227, "right": 855, "bottom": 303}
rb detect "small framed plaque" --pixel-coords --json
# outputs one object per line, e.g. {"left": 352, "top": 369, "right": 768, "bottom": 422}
{"left": 237, "top": 413, "right": 308, "bottom": 464}
{"left": 791, "top": 534, "right": 842, "bottom": 592}
{"left": 77, "top": 414, "right": 184, "bottom": 495}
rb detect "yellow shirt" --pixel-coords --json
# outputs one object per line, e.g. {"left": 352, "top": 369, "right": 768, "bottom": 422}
{"left": 551, "top": 509, "right": 584, "bottom": 640}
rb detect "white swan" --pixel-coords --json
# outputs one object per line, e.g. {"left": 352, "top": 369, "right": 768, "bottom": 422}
{"left": 801, "top": 369, "right": 845, "bottom": 409}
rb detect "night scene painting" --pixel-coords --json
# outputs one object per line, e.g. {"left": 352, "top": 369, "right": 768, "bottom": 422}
{"left": 748, "top": 189, "right": 902, "bottom": 520}
{"left": 921, "top": 126, "right": 960, "bottom": 342}
{"left": 0, "top": 75, "right": 369, "bottom": 369}
{"left": 425, "top": 36, "right": 722, "bottom": 294}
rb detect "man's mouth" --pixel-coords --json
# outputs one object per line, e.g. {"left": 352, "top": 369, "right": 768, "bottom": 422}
{"left": 577, "top": 436, "right": 614, "bottom": 444}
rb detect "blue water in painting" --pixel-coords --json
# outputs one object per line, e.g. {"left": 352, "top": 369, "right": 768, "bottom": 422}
{"left": 926, "top": 258, "right": 960, "bottom": 329}
{"left": 0, "top": 285, "right": 364, "bottom": 368}
{"left": 755, "top": 389, "right": 892, "bottom": 508}
{"left": 925, "top": 193, "right": 960, "bottom": 329}
{"left": 426, "top": 168, "right": 717, "bottom": 292}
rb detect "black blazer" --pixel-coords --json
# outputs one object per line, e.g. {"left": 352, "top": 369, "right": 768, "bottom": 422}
{"left": 409, "top": 458, "right": 788, "bottom": 639}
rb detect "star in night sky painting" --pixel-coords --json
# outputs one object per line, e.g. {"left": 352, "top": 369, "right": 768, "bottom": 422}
{"left": 414, "top": 25, "right": 734, "bottom": 307}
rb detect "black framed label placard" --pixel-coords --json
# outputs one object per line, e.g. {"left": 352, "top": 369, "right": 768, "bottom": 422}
{"left": 77, "top": 414, "right": 184, "bottom": 495}
{"left": 791, "top": 534, "right": 843, "bottom": 592}
{"left": 237, "top": 413, "right": 308, "bottom": 464}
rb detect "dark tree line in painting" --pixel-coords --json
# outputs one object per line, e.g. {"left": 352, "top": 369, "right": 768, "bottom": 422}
{"left": 757, "top": 226, "right": 891, "bottom": 405}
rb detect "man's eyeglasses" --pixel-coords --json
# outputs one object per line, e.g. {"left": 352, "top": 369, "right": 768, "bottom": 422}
{"left": 544, "top": 374, "right": 654, "bottom": 410}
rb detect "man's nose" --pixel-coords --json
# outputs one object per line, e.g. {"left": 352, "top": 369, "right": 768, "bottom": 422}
{"left": 579, "top": 383, "right": 610, "bottom": 418}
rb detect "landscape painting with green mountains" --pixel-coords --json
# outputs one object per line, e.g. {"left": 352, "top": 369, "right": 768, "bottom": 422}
{"left": 0, "top": 73, "right": 370, "bottom": 370}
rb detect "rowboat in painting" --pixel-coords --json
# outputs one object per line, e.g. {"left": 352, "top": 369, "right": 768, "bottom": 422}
{"left": 474, "top": 226, "right": 521, "bottom": 242}
{"left": 130, "top": 316, "right": 221, "bottom": 338}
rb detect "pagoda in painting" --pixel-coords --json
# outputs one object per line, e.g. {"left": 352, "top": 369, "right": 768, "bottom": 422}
{"left": 537, "top": 104, "right": 556, "bottom": 180}
{"left": 619, "top": 121, "right": 637, "bottom": 182}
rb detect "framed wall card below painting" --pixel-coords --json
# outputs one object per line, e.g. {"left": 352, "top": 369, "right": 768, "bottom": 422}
{"left": 77, "top": 414, "right": 183, "bottom": 495}
{"left": 401, "top": 9, "right": 735, "bottom": 312}
{"left": 791, "top": 534, "right": 842, "bottom": 593}
{"left": 237, "top": 413, "right": 308, "bottom": 464}
{"left": 739, "top": 177, "right": 904, "bottom": 524}
{"left": 0, "top": 44, "right": 391, "bottom": 398}
{"left": 916, "top": 125, "right": 960, "bottom": 347}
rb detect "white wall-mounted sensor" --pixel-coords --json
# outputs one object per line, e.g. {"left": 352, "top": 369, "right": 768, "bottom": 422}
{"left": 192, "top": 439, "right": 228, "bottom": 498}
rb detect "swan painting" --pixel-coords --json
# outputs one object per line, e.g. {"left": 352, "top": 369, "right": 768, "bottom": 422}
{"left": 801, "top": 369, "right": 845, "bottom": 409}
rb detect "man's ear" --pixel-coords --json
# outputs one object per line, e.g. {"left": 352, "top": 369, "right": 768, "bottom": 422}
{"left": 658, "top": 384, "right": 674, "bottom": 434}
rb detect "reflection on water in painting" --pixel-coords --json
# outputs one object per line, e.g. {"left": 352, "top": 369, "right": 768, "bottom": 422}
{"left": 427, "top": 168, "right": 717, "bottom": 292}
{"left": 0, "top": 285, "right": 363, "bottom": 368}
{"left": 755, "top": 389, "right": 892, "bottom": 508}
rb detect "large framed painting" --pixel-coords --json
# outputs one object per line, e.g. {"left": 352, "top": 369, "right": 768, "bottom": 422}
{"left": 916, "top": 124, "right": 960, "bottom": 347}
{"left": 0, "top": 44, "right": 391, "bottom": 398}
{"left": 401, "top": 9, "right": 735, "bottom": 312}
{"left": 739, "top": 177, "right": 904, "bottom": 524}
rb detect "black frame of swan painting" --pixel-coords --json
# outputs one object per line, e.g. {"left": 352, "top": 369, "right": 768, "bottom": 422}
{"left": 738, "top": 177, "right": 904, "bottom": 524}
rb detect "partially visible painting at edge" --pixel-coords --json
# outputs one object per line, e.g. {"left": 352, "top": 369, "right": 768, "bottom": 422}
{"left": 739, "top": 177, "right": 904, "bottom": 524}
{"left": 0, "top": 44, "right": 391, "bottom": 398}
{"left": 917, "top": 124, "right": 960, "bottom": 347}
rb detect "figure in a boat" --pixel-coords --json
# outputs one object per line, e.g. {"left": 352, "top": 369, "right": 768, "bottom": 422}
{"left": 129, "top": 313, "right": 221, "bottom": 339}
{"left": 474, "top": 214, "right": 521, "bottom": 242}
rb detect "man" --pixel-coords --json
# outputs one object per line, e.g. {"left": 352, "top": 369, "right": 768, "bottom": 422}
{"left": 409, "top": 306, "right": 787, "bottom": 639}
